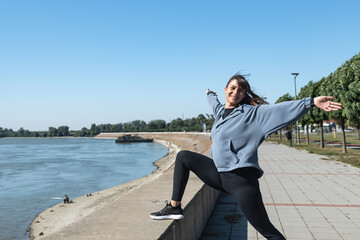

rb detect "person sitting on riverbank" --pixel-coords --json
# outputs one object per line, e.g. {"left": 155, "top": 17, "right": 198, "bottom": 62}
{"left": 64, "top": 195, "right": 70, "bottom": 204}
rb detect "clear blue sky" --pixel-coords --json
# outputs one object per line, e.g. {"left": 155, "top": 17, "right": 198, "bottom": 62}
{"left": 1, "top": 0, "right": 359, "bottom": 131}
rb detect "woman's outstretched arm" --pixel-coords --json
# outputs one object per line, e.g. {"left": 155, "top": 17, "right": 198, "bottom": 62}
{"left": 255, "top": 97, "right": 342, "bottom": 138}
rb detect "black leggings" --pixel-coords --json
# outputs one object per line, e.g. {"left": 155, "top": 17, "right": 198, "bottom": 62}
{"left": 172, "top": 150, "right": 285, "bottom": 240}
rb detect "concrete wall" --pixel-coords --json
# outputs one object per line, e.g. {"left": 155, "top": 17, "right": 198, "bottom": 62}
{"left": 158, "top": 185, "right": 221, "bottom": 240}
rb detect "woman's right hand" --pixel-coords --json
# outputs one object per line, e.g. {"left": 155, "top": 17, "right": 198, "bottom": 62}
{"left": 207, "top": 89, "right": 216, "bottom": 95}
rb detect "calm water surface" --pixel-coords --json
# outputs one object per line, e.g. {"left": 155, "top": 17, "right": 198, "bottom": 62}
{"left": 0, "top": 138, "right": 168, "bottom": 240}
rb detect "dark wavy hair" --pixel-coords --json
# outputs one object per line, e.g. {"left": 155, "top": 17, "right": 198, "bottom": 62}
{"left": 226, "top": 74, "right": 268, "bottom": 106}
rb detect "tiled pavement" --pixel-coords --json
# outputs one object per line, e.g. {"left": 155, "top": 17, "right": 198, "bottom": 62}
{"left": 200, "top": 141, "right": 360, "bottom": 240}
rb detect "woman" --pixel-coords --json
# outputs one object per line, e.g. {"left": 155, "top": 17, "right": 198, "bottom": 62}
{"left": 149, "top": 74, "right": 342, "bottom": 239}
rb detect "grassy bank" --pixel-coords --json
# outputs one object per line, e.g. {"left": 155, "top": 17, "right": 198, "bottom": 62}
{"left": 266, "top": 135, "right": 360, "bottom": 168}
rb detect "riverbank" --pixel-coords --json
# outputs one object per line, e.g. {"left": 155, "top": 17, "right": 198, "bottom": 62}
{"left": 29, "top": 132, "right": 213, "bottom": 239}
{"left": 29, "top": 138, "right": 179, "bottom": 239}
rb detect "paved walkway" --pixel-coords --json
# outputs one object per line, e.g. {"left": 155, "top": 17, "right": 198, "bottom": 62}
{"left": 200, "top": 141, "right": 360, "bottom": 240}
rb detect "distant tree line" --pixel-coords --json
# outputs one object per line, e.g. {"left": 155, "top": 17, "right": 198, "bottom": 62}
{"left": 0, "top": 114, "right": 215, "bottom": 138}
{"left": 74, "top": 114, "right": 214, "bottom": 137}
{"left": 275, "top": 52, "right": 360, "bottom": 153}
{"left": 0, "top": 126, "right": 70, "bottom": 138}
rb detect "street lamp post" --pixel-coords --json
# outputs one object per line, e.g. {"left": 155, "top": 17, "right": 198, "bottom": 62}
{"left": 291, "top": 73, "right": 300, "bottom": 145}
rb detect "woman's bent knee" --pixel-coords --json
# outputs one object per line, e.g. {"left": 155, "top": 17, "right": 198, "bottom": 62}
{"left": 176, "top": 150, "right": 195, "bottom": 162}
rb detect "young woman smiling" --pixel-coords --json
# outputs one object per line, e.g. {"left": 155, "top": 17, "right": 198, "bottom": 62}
{"left": 150, "top": 74, "right": 342, "bottom": 240}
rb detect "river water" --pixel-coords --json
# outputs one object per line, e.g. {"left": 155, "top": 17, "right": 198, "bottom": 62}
{"left": 0, "top": 138, "right": 168, "bottom": 240}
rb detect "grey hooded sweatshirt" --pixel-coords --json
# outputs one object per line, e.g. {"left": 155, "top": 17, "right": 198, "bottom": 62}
{"left": 208, "top": 92, "right": 313, "bottom": 178}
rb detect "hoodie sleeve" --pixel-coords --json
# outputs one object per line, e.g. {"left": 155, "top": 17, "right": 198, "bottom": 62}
{"left": 207, "top": 92, "right": 224, "bottom": 119}
{"left": 255, "top": 97, "right": 313, "bottom": 137}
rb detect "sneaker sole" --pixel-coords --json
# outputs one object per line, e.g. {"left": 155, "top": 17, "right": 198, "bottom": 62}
{"left": 149, "top": 214, "right": 184, "bottom": 220}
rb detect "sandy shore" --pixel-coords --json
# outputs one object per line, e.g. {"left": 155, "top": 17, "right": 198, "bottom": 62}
{"left": 29, "top": 132, "right": 211, "bottom": 240}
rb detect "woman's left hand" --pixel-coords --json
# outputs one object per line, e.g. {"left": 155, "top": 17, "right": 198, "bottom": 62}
{"left": 314, "top": 96, "right": 342, "bottom": 112}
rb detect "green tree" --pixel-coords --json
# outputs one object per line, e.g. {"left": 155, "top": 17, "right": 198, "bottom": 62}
{"left": 90, "top": 124, "right": 100, "bottom": 136}
{"left": 196, "top": 114, "right": 206, "bottom": 123}
{"left": 48, "top": 127, "right": 58, "bottom": 137}
{"left": 205, "top": 114, "right": 215, "bottom": 131}
{"left": 130, "top": 120, "right": 146, "bottom": 132}
{"left": 98, "top": 124, "right": 112, "bottom": 132}
{"left": 111, "top": 123, "right": 123, "bottom": 132}
{"left": 275, "top": 93, "right": 293, "bottom": 103}
{"left": 342, "top": 53, "right": 360, "bottom": 140}
{"left": 147, "top": 120, "right": 166, "bottom": 131}
{"left": 184, "top": 117, "right": 198, "bottom": 131}
{"left": 31, "top": 132, "right": 40, "bottom": 137}
{"left": 169, "top": 118, "right": 184, "bottom": 131}
{"left": 18, "top": 127, "right": 25, "bottom": 137}
{"left": 0, "top": 127, "right": 5, "bottom": 138}
{"left": 58, "top": 126, "right": 69, "bottom": 136}
{"left": 122, "top": 122, "right": 133, "bottom": 132}
{"left": 325, "top": 69, "right": 348, "bottom": 153}
{"left": 75, "top": 127, "right": 89, "bottom": 137}
{"left": 311, "top": 79, "right": 329, "bottom": 148}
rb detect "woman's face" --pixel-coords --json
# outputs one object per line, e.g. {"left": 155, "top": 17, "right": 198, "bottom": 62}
{"left": 224, "top": 79, "right": 246, "bottom": 108}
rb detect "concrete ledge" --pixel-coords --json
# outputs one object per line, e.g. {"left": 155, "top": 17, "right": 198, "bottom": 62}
{"left": 159, "top": 185, "right": 220, "bottom": 240}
